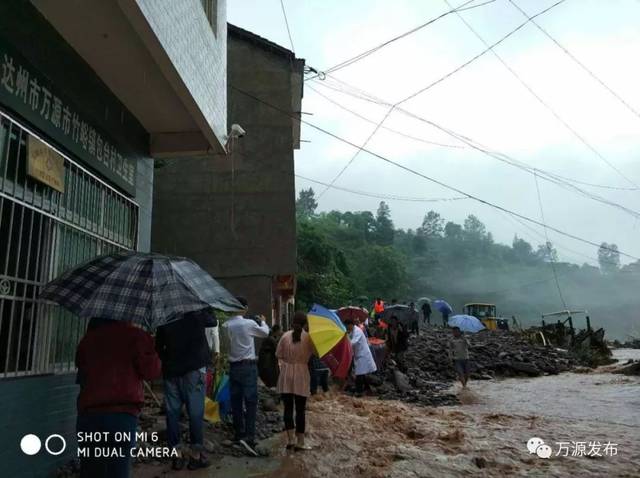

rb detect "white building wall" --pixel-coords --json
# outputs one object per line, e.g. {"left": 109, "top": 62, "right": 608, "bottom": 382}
{"left": 134, "top": 0, "right": 227, "bottom": 147}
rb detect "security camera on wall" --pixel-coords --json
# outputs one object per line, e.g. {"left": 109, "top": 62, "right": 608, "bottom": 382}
{"left": 230, "top": 124, "right": 246, "bottom": 138}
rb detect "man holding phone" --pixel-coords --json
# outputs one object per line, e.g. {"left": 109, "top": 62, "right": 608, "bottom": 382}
{"left": 222, "top": 297, "right": 269, "bottom": 456}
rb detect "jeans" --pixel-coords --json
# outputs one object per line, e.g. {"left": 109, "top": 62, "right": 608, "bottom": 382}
{"left": 77, "top": 412, "right": 137, "bottom": 478}
{"left": 164, "top": 369, "right": 206, "bottom": 453}
{"left": 310, "top": 369, "right": 329, "bottom": 394}
{"left": 281, "top": 394, "right": 307, "bottom": 433}
{"left": 229, "top": 361, "right": 258, "bottom": 442}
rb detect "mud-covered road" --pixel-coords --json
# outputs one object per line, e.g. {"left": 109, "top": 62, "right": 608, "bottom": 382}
{"left": 271, "top": 350, "right": 640, "bottom": 478}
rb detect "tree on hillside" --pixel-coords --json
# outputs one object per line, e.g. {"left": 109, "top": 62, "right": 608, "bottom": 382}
{"left": 418, "top": 210, "right": 444, "bottom": 239}
{"left": 296, "top": 188, "right": 317, "bottom": 218}
{"left": 512, "top": 235, "right": 534, "bottom": 263}
{"left": 463, "top": 214, "right": 487, "bottom": 241}
{"left": 444, "top": 221, "right": 463, "bottom": 240}
{"left": 598, "top": 242, "right": 620, "bottom": 273}
{"left": 535, "top": 241, "right": 559, "bottom": 263}
{"left": 373, "top": 201, "right": 394, "bottom": 246}
{"left": 352, "top": 245, "right": 407, "bottom": 299}
{"left": 296, "top": 222, "right": 353, "bottom": 309}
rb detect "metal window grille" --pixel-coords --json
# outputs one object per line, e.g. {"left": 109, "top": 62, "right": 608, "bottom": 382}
{"left": 0, "top": 110, "right": 139, "bottom": 378}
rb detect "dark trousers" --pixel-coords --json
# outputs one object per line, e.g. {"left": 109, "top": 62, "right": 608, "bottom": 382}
{"left": 229, "top": 361, "right": 258, "bottom": 442}
{"left": 310, "top": 369, "right": 329, "bottom": 394}
{"left": 423, "top": 314, "right": 431, "bottom": 325}
{"left": 355, "top": 374, "right": 367, "bottom": 394}
{"left": 77, "top": 412, "right": 137, "bottom": 478}
{"left": 443, "top": 314, "right": 449, "bottom": 327}
{"left": 281, "top": 393, "right": 307, "bottom": 434}
{"left": 164, "top": 369, "right": 206, "bottom": 452}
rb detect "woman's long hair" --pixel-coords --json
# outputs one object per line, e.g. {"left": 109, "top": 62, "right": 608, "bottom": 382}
{"left": 292, "top": 311, "right": 307, "bottom": 343}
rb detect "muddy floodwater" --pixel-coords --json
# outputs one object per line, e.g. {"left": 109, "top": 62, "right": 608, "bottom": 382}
{"left": 272, "top": 349, "right": 640, "bottom": 478}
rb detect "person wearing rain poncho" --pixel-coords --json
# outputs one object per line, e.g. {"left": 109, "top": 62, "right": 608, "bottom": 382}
{"left": 344, "top": 317, "right": 377, "bottom": 396}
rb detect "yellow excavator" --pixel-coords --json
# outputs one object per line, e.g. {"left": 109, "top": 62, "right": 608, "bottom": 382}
{"left": 463, "top": 303, "right": 498, "bottom": 330}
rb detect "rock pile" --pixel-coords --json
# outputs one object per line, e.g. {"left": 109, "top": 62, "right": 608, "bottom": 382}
{"left": 367, "top": 328, "right": 576, "bottom": 406}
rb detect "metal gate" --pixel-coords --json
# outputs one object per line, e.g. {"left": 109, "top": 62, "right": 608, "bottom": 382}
{"left": 0, "top": 110, "right": 139, "bottom": 378}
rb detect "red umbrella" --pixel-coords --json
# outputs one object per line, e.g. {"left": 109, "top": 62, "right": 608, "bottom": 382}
{"left": 336, "top": 306, "right": 369, "bottom": 322}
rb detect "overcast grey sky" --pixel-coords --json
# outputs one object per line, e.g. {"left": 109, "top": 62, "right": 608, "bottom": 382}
{"left": 228, "top": 0, "right": 640, "bottom": 266}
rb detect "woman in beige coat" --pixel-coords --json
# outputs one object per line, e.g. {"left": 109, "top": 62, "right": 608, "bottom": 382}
{"left": 276, "top": 312, "right": 315, "bottom": 450}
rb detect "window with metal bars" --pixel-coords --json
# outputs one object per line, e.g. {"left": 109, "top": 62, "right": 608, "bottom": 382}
{"left": 0, "top": 111, "right": 139, "bottom": 378}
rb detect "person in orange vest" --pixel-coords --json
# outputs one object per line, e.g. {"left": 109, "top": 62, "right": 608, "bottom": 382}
{"left": 373, "top": 298, "right": 388, "bottom": 331}
{"left": 373, "top": 298, "right": 385, "bottom": 317}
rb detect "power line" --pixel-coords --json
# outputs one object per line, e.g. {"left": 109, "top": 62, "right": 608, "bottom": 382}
{"left": 316, "top": 0, "right": 566, "bottom": 201}
{"left": 316, "top": 106, "right": 395, "bottom": 200}
{"left": 508, "top": 0, "right": 640, "bottom": 123}
{"left": 229, "top": 84, "right": 640, "bottom": 261}
{"left": 306, "top": 84, "right": 464, "bottom": 149}
{"left": 279, "top": 0, "right": 295, "bottom": 52}
{"left": 498, "top": 209, "right": 602, "bottom": 266}
{"left": 306, "top": 0, "right": 495, "bottom": 80}
{"left": 296, "top": 174, "right": 468, "bottom": 202}
{"left": 311, "top": 76, "right": 640, "bottom": 216}
{"left": 533, "top": 171, "right": 568, "bottom": 308}
{"left": 443, "top": 0, "right": 638, "bottom": 190}
{"left": 396, "top": 0, "right": 567, "bottom": 105}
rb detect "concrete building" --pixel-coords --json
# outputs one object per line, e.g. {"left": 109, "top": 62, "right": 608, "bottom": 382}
{"left": 0, "top": 1, "right": 227, "bottom": 475}
{"left": 153, "top": 24, "right": 304, "bottom": 326}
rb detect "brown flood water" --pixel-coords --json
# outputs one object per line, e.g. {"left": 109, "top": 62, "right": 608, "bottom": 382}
{"left": 271, "top": 349, "right": 640, "bottom": 478}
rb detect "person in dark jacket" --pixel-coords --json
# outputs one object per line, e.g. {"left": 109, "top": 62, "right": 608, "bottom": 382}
{"left": 258, "top": 324, "right": 281, "bottom": 388}
{"left": 155, "top": 309, "right": 217, "bottom": 471}
{"left": 76, "top": 318, "right": 161, "bottom": 478}
{"left": 421, "top": 302, "right": 432, "bottom": 326}
{"left": 385, "top": 316, "right": 409, "bottom": 372}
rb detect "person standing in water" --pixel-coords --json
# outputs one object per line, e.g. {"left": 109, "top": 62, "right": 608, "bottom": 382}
{"left": 448, "top": 327, "right": 472, "bottom": 387}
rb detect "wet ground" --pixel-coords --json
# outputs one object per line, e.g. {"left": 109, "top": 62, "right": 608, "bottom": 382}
{"left": 267, "top": 348, "right": 640, "bottom": 478}
{"left": 134, "top": 349, "right": 640, "bottom": 477}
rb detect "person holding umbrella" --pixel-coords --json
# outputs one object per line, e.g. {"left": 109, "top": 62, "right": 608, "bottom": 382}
{"left": 276, "top": 312, "right": 315, "bottom": 450}
{"left": 39, "top": 252, "right": 245, "bottom": 474}
{"left": 76, "top": 318, "right": 161, "bottom": 478}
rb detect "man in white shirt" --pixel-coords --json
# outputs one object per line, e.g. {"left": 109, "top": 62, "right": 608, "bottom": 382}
{"left": 221, "top": 297, "right": 269, "bottom": 455}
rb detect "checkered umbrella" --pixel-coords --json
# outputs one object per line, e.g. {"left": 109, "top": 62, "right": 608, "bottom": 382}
{"left": 39, "top": 251, "right": 244, "bottom": 329}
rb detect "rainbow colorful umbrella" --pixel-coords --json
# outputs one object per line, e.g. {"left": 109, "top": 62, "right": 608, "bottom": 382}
{"left": 308, "top": 304, "right": 353, "bottom": 379}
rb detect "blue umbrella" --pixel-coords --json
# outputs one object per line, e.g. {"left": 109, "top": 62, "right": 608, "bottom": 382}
{"left": 433, "top": 299, "right": 453, "bottom": 315}
{"left": 448, "top": 314, "right": 485, "bottom": 333}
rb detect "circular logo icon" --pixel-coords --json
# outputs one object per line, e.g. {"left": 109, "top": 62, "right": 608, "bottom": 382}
{"left": 0, "top": 278, "right": 11, "bottom": 296}
{"left": 45, "top": 434, "right": 66, "bottom": 456}
{"left": 536, "top": 444, "right": 553, "bottom": 459}
{"left": 527, "top": 437, "right": 545, "bottom": 454}
{"left": 20, "top": 434, "right": 42, "bottom": 455}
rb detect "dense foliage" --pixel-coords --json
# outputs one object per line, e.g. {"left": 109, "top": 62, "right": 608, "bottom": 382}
{"left": 295, "top": 188, "right": 639, "bottom": 339}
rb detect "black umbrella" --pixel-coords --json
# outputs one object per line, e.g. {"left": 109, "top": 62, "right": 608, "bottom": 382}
{"left": 380, "top": 304, "right": 417, "bottom": 326}
{"left": 39, "top": 251, "right": 244, "bottom": 329}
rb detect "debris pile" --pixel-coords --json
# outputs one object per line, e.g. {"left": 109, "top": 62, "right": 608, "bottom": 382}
{"left": 366, "top": 328, "right": 576, "bottom": 406}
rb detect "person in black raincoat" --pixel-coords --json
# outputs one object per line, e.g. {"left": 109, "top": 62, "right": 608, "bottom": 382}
{"left": 258, "top": 324, "right": 281, "bottom": 387}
